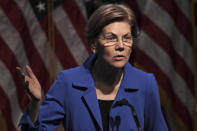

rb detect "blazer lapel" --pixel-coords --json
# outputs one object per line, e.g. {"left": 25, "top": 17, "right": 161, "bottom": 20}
{"left": 72, "top": 54, "right": 103, "bottom": 130}
{"left": 82, "top": 88, "right": 103, "bottom": 130}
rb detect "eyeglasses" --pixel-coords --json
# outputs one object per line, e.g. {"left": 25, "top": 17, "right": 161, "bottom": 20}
{"left": 99, "top": 32, "right": 133, "bottom": 47}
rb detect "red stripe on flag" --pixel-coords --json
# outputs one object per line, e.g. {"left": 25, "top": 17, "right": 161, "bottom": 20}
{"left": 1, "top": 0, "right": 50, "bottom": 93}
{"left": 39, "top": 16, "right": 78, "bottom": 68}
{"left": 154, "top": 0, "right": 193, "bottom": 45}
{"left": 0, "top": 36, "right": 29, "bottom": 111}
{"left": 142, "top": 16, "right": 194, "bottom": 94}
{"left": 62, "top": 0, "right": 91, "bottom": 53}
{"left": 0, "top": 86, "right": 17, "bottom": 131}
{"left": 135, "top": 49, "right": 193, "bottom": 130}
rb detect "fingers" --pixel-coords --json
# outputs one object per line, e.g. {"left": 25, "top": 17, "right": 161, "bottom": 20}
{"left": 26, "top": 65, "right": 37, "bottom": 80}
{"left": 16, "top": 66, "right": 30, "bottom": 90}
{"left": 16, "top": 66, "right": 42, "bottom": 102}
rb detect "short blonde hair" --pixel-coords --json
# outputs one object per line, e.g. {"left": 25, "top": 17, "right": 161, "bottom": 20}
{"left": 85, "top": 4, "right": 138, "bottom": 47}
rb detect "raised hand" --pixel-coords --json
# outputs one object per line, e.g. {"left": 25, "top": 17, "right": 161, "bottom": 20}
{"left": 16, "top": 65, "right": 43, "bottom": 102}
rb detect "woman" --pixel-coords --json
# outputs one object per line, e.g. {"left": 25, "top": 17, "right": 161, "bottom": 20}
{"left": 17, "top": 4, "right": 168, "bottom": 131}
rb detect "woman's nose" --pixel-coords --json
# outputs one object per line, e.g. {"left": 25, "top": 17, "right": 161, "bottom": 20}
{"left": 115, "top": 39, "right": 124, "bottom": 51}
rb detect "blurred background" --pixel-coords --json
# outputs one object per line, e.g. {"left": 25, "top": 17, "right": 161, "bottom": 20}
{"left": 0, "top": 0, "right": 197, "bottom": 130}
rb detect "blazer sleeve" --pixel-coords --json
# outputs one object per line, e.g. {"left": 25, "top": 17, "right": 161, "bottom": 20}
{"left": 144, "top": 74, "right": 168, "bottom": 131}
{"left": 19, "top": 72, "right": 66, "bottom": 131}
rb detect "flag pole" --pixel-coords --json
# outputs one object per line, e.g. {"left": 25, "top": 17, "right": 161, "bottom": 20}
{"left": 48, "top": 0, "right": 56, "bottom": 85}
{"left": 191, "top": 0, "right": 197, "bottom": 130}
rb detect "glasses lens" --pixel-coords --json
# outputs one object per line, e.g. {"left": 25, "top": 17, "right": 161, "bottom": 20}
{"left": 100, "top": 33, "right": 132, "bottom": 47}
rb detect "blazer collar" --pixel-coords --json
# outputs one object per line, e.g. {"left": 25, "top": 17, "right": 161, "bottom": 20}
{"left": 71, "top": 54, "right": 96, "bottom": 89}
{"left": 121, "top": 63, "right": 140, "bottom": 90}
{"left": 72, "top": 53, "right": 140, "bottom": 90}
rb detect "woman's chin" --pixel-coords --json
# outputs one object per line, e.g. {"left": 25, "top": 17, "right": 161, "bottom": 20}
{"left": 110, "top": 61, "right": 127, "bottom": 69}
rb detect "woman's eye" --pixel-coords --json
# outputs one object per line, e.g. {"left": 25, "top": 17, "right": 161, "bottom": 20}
{"left": 124, "top": 36, "right": 132, "bottom": 39}
{"left": 106, "top": 36, "right": 116, "bottom": 41}
{"left": 123, "top": 36, "right": 132, "bottom": 41}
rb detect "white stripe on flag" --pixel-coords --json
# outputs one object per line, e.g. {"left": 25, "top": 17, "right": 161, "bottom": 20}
{"left": 54, "top": 6, "right": 89, "bottom": 65}
{"left": 174, "top": 0, "right": 192, "bottom": 20}
{"left": 144, "top": 0, "right": 194, "bottom": 72}
{"left": 0, "top": 61, "right": 23, "bottom": 130}
{"left": 138, "top": 31, "right": 194, "bottom": 116}
{"left": 15, "top": 0, "right": 63, "bottom": 74}
{"left": 75, "top": 0, "right": 88, "bottom": 20}
{"left": 0, "top": 9, "right": 29, "bottom": 68}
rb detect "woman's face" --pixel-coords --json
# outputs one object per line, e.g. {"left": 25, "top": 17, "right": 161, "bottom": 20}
{"left": 92, "top": 21, "right": 133, "bottom": 69}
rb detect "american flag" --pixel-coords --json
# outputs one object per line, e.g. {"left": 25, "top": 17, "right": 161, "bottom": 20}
{"left": 0, "top": 0, "right": 196, "bottom": 131}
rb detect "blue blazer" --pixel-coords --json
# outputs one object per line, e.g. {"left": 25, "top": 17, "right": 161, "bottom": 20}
{"left": 20, "top": 54, "right": 168, "bottom": 131}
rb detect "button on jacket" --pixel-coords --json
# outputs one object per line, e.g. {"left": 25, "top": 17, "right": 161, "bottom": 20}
{"left": 20, "top": 54, "right": 168, "bottom": 131}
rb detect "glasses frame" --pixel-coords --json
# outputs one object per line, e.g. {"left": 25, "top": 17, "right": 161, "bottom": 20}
{"left": 98, "top": 32, "right": 133, "bottom": 47}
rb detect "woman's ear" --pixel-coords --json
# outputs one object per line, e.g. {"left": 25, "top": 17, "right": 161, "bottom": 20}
{"left": 90, "top": 42, "right": 97, "bottom": 54}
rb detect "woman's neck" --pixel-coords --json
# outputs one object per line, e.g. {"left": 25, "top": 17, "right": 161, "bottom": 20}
{"left": 92, "top": 59, "right": 123, "bottom": 87}
{"left": 91, "top": 59, "right": 124, "bottom": 100}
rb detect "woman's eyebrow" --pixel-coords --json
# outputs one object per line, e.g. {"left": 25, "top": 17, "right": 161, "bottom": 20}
{"left": 102, "top": 32, "right": 132, "bottom": 36}
{"left": 102, "top": 32, "right": 114, "bottom": 35}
